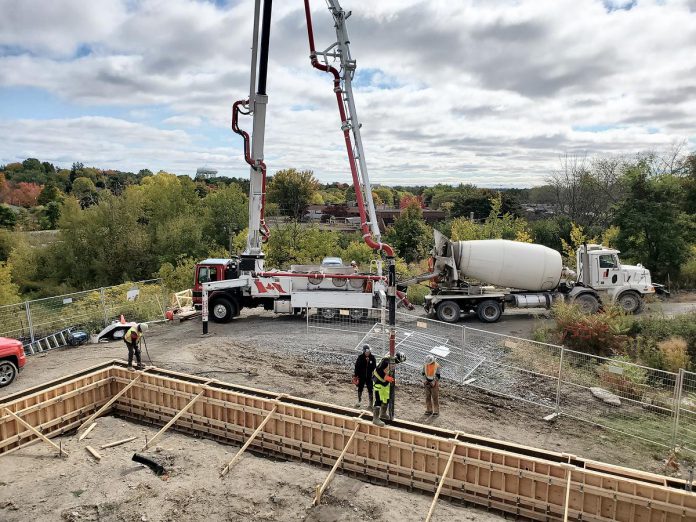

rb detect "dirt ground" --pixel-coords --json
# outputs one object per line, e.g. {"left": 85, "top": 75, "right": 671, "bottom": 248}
{"left": 2, "top": 304, "right": 694, "bottom": 521}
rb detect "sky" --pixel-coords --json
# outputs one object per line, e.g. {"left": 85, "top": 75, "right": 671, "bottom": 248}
{"left": 1, "top": 0, "right": 695, "bottom": 187}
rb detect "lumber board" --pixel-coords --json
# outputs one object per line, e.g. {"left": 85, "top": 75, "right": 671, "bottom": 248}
{"left": 3, "top": 408, "right": 67, "bottom": 456}
{"left": 100, "top": 436, "right": 137, "bottom": 449}
{"left": 85, "top": 445, "right": 101, "bottom": 461}
{"left": 78, "top": 422, "right": 97, "bottom": 441}
{"left": 1, "top": 363, "right": 695, "bottom": 522}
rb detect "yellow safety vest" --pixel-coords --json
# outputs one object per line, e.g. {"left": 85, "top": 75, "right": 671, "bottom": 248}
{"left": 124, "top": 325, "right": 142, "bottom": 344}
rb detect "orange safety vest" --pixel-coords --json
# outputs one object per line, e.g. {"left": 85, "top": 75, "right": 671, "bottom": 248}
{"left": 423, "top": 362, "right": 439, "bottom": 381}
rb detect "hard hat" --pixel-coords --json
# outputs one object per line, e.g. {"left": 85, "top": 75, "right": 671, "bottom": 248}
{"left": 425, "top": 354, "right": 435, "bottom": 364}
{"left": 395, "top": 351, "right": 406, "bottom": 363}
{"left": 351, "top": 260, "right": 357, "bottom": 266}
{"left": 362, "top": 344, "right": 371, "bottom": 353}
{"left": 138, "top": 323, "right": 149, "bottom": 333}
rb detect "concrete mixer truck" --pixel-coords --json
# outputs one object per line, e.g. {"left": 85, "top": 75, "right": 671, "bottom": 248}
{"left": 421, "top": 230, "right": 658, "bottom": 323}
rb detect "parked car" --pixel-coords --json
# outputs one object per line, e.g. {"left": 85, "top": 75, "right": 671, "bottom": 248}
{"left": 0, "top": 337, "right": 26, "bottom": 388}
{"left": 321, "top": 256, "right": 344, "bottom": 267}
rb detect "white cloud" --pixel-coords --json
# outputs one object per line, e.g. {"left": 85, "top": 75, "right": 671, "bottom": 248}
{"left": 0, "top": 0, "right": 694, "bottom": 186}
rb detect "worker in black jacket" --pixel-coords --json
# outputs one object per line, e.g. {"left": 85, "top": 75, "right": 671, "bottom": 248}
{"left": 353, "top": 344, "right": 376, "bottom": 409}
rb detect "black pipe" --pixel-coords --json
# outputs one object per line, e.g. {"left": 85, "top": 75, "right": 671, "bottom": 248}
{"left": 256, "top": 0, "right": 273, "bottom": 95}
{"left": 388, "top": 258, "right": 396, "bottom": 419}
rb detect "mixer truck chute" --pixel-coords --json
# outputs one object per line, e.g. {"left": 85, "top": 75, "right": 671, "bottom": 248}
{"left": 422, "top": 231, "right": 657, "bottom": 323}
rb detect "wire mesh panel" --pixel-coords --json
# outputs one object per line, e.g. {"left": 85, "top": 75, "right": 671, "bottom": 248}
{"left": 27, "top": 289, "right": 105, "bottom": 340}
{"left": 464, "top": 327, "right": 562, "bottom": 410}
{"left": 558, "top": 349, "right": 677, "bottom": 448}
{"left": 307, "top": 307, "right": 383, "bottom": 335}
{"left": 677, "top": 370, "right": 696, "bottom": 455}
{"left": 0, "top": 302, "right": 30, "bottom": 342}
{"left": 102, "top": 279, "right": 165, "bottom": 324}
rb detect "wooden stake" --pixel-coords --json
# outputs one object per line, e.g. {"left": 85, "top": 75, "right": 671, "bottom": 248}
{"left": 425, "top": 434, "right": 460, "bottom": 522}
{"left": 85, "top": 445, "right": 102, "bottom": 461}
{"left": 562, "top": 464, "right": 573, "bottom": 522}
{"left": 313, "top": 414, "right": 365, "bottom": 506}
{"left": 78, "top": 374, "right": 142, "bottom": 431}
{"left": 78, "top": 422, "right": 97, "bottom": 441}
{"left": 220, "top": 400, "right": 282, "bottom": 477}
{"left": 3, "top": 408, "right": 68, "bottom": 457}
{"left": 99, "top": 436, "right": 137, "bottom": 449}
{"left": 143, "top": 387, "right": 206, "bottom": 450}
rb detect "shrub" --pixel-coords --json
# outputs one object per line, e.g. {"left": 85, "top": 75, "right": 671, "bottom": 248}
{"left": 630, "top": 313, "right": 696, "bottom": 362}
{"left": 406, "top": 284, "right": 429, "bottom": 306}
{"left": 598, "top": 355, "right": 648, "bottom": 400}
{"left": 553, "top": 302, "right": 630, "bottom": 356}
{"left": 658, "top": 337, "right": 691, "bottom": 372}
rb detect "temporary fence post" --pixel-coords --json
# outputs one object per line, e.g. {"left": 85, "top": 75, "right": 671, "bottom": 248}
{"left": 99, "top": 287, "right": 108, "bottom": 327}
{"left": 672, "top": 369, "right": 685, "bottom": 450}
{"left": 25, "top": 301, "right": 35, "bottom": 343}
{"left": 306, "top": 306, "right": 309, "bottom": 335}
{"left": 554, "top": 347, "right": 565, "bottom": 416}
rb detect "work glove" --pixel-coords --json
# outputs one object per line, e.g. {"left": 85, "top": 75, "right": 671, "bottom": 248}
{"left": 351, "top": 376, "right": 359, "bottom": 386}
{"left": 385, "top": 376, "right": 395, "bottom": 383}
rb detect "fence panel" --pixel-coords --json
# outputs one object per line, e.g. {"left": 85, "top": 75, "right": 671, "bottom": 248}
{"left": 677, "top": 370, "right": 696, "bottom": 455}
{"left": 27, "top": 289, "right": 106, "bottom": 341}
{"left": 102, "top": 279, "right": 165, "bottom": 324}
{"left": 558, "top": 349, "right": 677, "bottom": 448}
{"left": 0, "top": 302, "right": 31, "bottom": 342}
{"left": 464, "top": 327, "right": 561, "bottom": 411}
{"left": 307, "top": 307, "right": 383, "bottom": 335}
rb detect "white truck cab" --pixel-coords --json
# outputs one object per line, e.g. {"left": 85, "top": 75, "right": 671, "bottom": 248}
{"left": 576, "top": 244, "right": 655, "bottom": 313}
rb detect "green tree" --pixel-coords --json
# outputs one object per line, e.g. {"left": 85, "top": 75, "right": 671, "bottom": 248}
{"left": 385, "top": 201, "right": 432, "bottom": 263}
{"left": 265, "top": 222, "right": 340, "bottom": 268}
{"left": 0, "top": 262, "right": 21, "bottom": 305}
{"left": 202, "top": 183, "right": 248, "bottom": 249}
{"left": 373, "top": 187, "right": 394, "bottom": 207}
{"left": 0, "top": 204, "right": 16, "bottom": 228}
{"left": 613, "top": 164, "right": 695, "bottom": 278}
{"left": 267, "top": 169, "right": 319, "bottom": 220}
{"left": 40, "top": 201, "right": 62, "bottom": 230}
{"left": 451, "top": 194, "right": 531, "bottom": 242}
{"left": 72, "top": 177, "right": 98, "bottom": 208}
{"left": 37, "top": 182, "right": 62, "bottom": 206}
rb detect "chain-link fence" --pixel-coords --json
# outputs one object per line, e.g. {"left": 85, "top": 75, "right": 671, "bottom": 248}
{"left": 0, "top": 279, "right": 165, "bottom": 354}
{"left": 306, "top": 306, "right": 384, "bottom": 335}
{"left": 306, "top": 307, "right": 696, "bottom": 456}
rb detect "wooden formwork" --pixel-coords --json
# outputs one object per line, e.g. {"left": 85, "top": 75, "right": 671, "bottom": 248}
{"left": 1, "top": 361, "right": 695, "bottom": 521}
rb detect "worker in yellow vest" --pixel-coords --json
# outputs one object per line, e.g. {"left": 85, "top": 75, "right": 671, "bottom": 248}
{"left": 422, "top": 355, "right": 441, "bottom": 416}
{"left": 372, "top": 351, "right": 406, "bottom": 427}
{"left": 124, "top": 323, "right": 148, "bottom": 370}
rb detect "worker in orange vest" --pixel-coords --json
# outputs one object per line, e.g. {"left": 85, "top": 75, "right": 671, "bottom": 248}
{"left": 422, "top": 354, "right": 441, "bottom": 416}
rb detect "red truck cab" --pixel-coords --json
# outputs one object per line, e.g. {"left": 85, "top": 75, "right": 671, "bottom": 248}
{"left": 192, "top": 258, "right": 239, "bottom": 308}
{"left": 0, "top": 337, "right": 27, "bottom": 388}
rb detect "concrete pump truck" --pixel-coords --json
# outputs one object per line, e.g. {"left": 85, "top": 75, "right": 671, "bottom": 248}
{"left": 196, "top": 0, "right": 402, "bottom": 416}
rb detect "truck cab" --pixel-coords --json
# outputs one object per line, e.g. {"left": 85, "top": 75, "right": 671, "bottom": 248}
{"left": 192, "top": 258, "right": 239, "bottom": 308}
{"left": 577, "top": 245, "right": 655, "bottom": 313}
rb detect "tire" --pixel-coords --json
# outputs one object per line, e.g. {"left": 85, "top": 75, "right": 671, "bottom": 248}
{"left": 436, "top": 300, "right": 461, "bottom": 323}
{"left": 0, "top": 360, "right": 18, "bottom": 388}
{"left": 574, "top": 293, "right": 600, "bottom": 314}
{"left": 319, "top": 308, "right": 338, "bottom": 320}
{"left": 617, "top": 291, "right": 642, "bottom": 314}
{"left": 210, "top": 298, "right": 236, "bottom": 323}
{"left": 476, "top": 299, "right": 502, "bottom": 323}
{"left": 349, "top": 308, "right": 367, "bottom": 321}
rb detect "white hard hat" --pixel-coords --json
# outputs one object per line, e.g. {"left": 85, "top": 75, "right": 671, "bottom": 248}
{"left": 425, "top": 354, "right": 435, "bottom": 364}
{"left": 138, "top": 323, "right": 149, "bottom": 332}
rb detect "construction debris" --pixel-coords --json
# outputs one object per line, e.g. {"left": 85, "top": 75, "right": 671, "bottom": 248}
{"left": 85, "top": 445, "right": 101, "bottom": 461}
{"left": 99, "top": 436, "right": 137, "bottom": 450}
{"left": 78, "top": 422, "right": 96, "bottom": 441}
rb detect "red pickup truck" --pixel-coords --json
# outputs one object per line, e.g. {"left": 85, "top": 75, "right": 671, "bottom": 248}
{"left": 0, "top": 337, "right": 26, "bottom": 388}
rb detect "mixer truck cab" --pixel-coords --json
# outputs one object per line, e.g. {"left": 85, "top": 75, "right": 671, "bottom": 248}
{"left": 424, "top": 231, "right": 656, "bottom": 323}
{"left": 576, "top": 244, "right": 655, "bottom": 314}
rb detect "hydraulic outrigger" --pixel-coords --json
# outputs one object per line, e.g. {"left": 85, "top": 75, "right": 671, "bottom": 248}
{"left": 202, "top": 0, "right": 399, "bottom": 419}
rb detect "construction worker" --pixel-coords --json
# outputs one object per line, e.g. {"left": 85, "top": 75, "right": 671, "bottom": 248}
{"left": 350, "top": 260, "right": 358, "bottom": 273}
{"left": 353, "top": 344, "right": 376, "bottom": 408}
{"left": 124, "top": 323, "right": 148, "bottom": 370}
{"left": 372, "top": 351, "right": 406, "bottom": 427}
{"left": 422, "top": 354, "right": 441, "bottom": 416}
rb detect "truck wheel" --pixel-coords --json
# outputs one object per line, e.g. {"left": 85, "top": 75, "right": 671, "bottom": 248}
{"left": 476, "top": 300, "right": 502, "bottom": 323}
{"left": 436, "top": 301, "right": 461, "bottom": 323}
{"left": 574, "top": 293, "right": 599, "bottom": 314}
{"left": 618, "top": 291, "right": 642, "bottom": 314}
{"left": 211, "top": 298, "right": 236, "bottom": 323}
{"left": 0, "top": 360, "right": 18, "bottom": 387}
{"left": 319, "top": 308, "right": 338, "bottom": 320}
{"left": 349, "top": 308, "right": 367, "bottom": 321}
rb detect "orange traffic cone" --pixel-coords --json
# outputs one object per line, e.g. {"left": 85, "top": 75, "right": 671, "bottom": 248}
{"left": 120, "top": 314, "right": 126, "bottom": 324}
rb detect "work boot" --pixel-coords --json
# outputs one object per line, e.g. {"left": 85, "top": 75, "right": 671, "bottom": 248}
{"left": 372, "top": 406, "right": 385, "bottom": 427}
{"left": 354, "top": 400, "right": 362, "bottom": 409}
{"left": 379, "top": 404, "right": 389, "bottom": 421}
